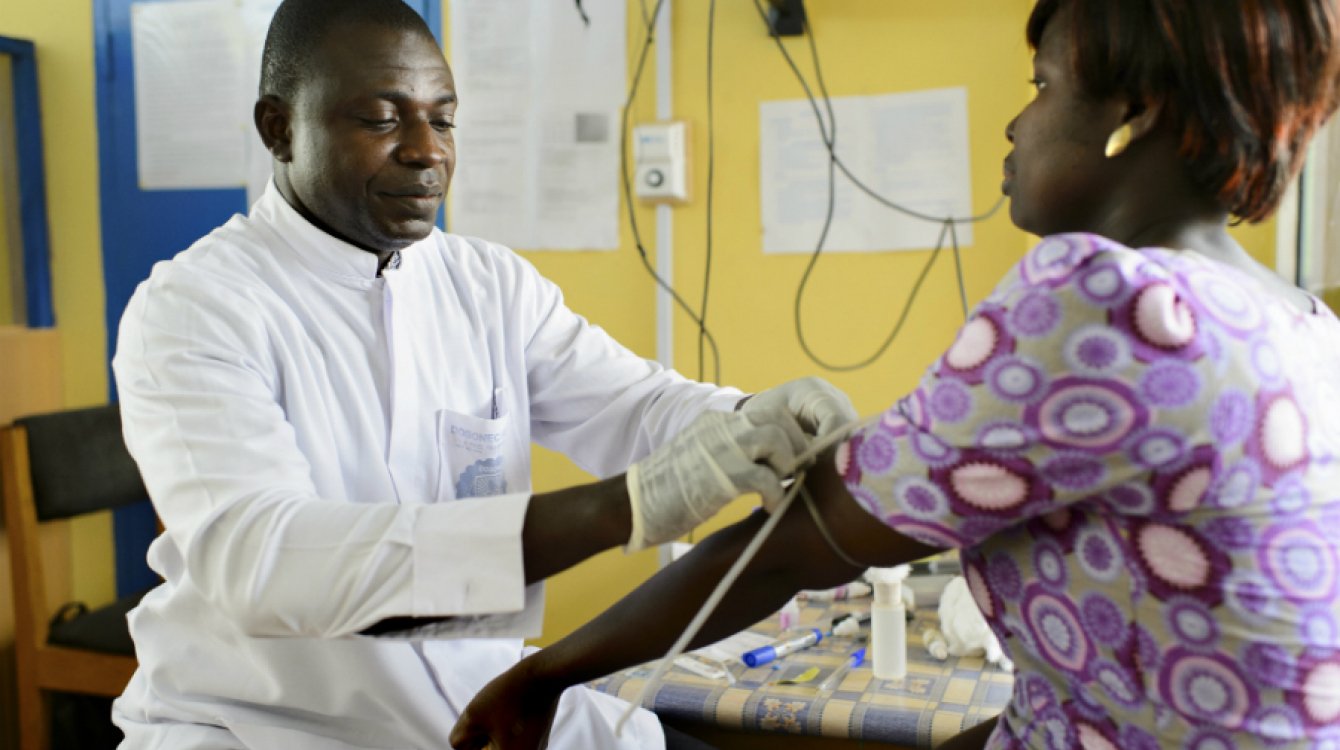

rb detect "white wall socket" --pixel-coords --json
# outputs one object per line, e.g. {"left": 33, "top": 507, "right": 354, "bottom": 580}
{"left": 633, "top": 121, "right": 690, "bottom": 203}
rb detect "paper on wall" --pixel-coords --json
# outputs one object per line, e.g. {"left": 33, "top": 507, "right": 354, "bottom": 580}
{"left": 131, "top": 0, "right": 279, "bottom": 200}
{"left": 760, "top": 87, "right": 975, "bottom": 254}
{"left": 448, "top": 0, "right": 625, "bottom": 250}
{"left": 132, "top": 0, "right": 249, "bottom": 190}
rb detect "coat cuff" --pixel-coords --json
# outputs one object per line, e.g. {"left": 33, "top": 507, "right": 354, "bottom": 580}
{"left": 412, "top": 493, "right": 531, "bottom": 616}
{"left": 707, "top": 388, "right": 749, "bottom": 414}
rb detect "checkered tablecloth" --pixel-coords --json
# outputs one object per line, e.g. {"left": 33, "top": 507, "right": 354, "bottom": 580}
{"left": 588, "top": 600, "right": 1012, "bottom": 749}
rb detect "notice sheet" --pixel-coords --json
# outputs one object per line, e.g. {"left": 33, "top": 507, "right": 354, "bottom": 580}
{"left": 132, "top": 0, "right": 249, "bottom": 190}
{"left": 448, "top": 0, "right": 626, "bottom": 250}
{"left": 760, "top": 87, "right": 974, "bottom": 254}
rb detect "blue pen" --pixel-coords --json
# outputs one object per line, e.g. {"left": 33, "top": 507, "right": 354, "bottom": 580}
{"left": 742, "top": 629, "right": 824, "bottom": 668}
{"left": 816, "top": 647, "right": 867, "bottom": 692}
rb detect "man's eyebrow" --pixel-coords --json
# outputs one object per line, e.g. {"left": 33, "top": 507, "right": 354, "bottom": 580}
{"left": 371, "top": 90, "right": 458, "bottom": 106}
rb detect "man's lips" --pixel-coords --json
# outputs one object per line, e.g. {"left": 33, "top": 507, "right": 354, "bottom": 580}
{"left": 383, "top": 185, "right": 442, "bottom": 198}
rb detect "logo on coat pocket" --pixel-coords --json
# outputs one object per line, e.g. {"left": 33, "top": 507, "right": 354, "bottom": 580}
{"left": 455, "top": 457, "right": 508, "bottom": 498}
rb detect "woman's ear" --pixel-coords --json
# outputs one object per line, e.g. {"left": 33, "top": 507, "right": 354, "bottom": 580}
{"left": 1105, "top": 96, "right": 1165, "bottom": 158}
{"left": 254, "top": 96, "right": 294, "bottom": 164}
{"left": 1125, "top": 96, "right": 1165, "bottom": 144}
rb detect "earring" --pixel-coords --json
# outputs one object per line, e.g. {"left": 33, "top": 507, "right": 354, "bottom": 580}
{"left": 1105, "top": 124, "right": 1134, "bottom": 158}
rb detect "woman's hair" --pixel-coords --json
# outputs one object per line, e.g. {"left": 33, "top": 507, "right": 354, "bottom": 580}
{"left": 1028, "top": 0, "right": 1340, "bottom": 223}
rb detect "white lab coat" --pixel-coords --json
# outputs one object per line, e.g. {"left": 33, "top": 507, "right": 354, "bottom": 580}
{"left": 110, "top": 183, "right": 742, "bottom": 749}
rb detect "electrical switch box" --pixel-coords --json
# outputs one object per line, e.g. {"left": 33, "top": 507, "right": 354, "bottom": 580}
{"left": 633, "top": 121, "right": 691, "bottom": 204}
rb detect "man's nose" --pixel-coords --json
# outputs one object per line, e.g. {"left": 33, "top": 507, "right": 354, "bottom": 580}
{"left": 1005, "top": 115, "right": 1017, "bottom": 144}
{"left": 397, "top": 119, "right": 450, "bottom": 168}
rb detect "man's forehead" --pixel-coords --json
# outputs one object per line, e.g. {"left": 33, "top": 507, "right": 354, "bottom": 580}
{"left": 305, "top": 24, "right": 454, "bottom": 100}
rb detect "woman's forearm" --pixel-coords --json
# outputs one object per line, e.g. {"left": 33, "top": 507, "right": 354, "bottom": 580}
{"left": 524, "top": 456, "right": 940, "bottom": 689}
{"left": 527, "top": 508, "right": 804, "bottom": 687}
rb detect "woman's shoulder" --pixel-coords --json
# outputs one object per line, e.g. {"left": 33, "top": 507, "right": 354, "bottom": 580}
{"left": 1012, "top": 233, "right": 1151, "bottom": 287}
{"left": 989, "top": 233, "right": 1152, "bottom": 312}
{"left": 983, "top": 233, "right": 1215, "bottom": 362}
{"left": 1004, "top": 232, "right": 1246, "bottom": 301}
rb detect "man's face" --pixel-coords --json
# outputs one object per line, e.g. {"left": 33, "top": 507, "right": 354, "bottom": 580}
{"left": 284, "top": 23, "right": 457, "bottom": 253}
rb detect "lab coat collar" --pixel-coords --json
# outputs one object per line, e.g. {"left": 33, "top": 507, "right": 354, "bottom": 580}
{"left": 252, "top": 180, "right": 424, "bottom": 286}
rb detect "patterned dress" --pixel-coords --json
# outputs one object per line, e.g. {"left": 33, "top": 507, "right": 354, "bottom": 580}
{"left": 839, "top": 233, "right": 1340, "bottom": 749}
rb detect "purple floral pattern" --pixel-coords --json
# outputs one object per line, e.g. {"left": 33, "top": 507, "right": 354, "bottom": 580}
{"left": 842, "top": 234, "right": 1340, "bottom": 749}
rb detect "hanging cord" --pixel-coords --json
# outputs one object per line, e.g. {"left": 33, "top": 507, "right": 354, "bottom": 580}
{"left": 621, "top": 0, "right": 722, "bottom": 384}
{"left": 699, "top": 0, "right": 719, "bottom": 382}
{"left": 754, "top": 2, "right": 1004, "bottom": 371}
{"left": 950, "top": 220, "right": 969, "bottom": 319}
{"left": 614, "top": 414, "right": 881, "bottom": 736}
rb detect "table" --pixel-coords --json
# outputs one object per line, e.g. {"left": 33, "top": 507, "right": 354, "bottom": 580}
{"left": 588, "top": 600, "right": 1012, "bottom": 750}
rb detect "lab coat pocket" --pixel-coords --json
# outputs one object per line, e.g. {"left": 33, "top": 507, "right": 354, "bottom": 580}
{"left": 435, "top": 407, "right": 518, "bottom": 501}
{"left": 226, "top": 720, "right": 410, "bottom": 750}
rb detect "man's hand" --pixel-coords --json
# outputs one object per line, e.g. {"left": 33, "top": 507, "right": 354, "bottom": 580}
{"left": 742, "top": 376, "right": 858, "bottom": 441}
{"left": 449, "top": 657, "right": 563, "bottom": 750}
{"left": 625, "top": 410, "right": 798, "bottom": 552}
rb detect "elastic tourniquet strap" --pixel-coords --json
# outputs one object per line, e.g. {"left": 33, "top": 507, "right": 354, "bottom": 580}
{"left": 799, "top": 483, "right": 869, "bottom": 569}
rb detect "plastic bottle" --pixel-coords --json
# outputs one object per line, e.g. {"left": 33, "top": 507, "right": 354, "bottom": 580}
{"left": 868, "top": 565, "right": 910, "bottom": 679}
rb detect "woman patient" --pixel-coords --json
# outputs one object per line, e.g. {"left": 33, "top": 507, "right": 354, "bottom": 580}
{"left": 453, "top": 0, "right": 1340, "bottom": 747}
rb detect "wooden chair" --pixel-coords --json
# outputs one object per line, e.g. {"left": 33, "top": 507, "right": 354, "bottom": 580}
{"left": 0, "top": 405, "right": 151, "bottom": 750}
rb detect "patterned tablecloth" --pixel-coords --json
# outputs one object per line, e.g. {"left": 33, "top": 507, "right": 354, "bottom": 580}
{"left": 588, "top": 600, "right": 1013, "bottom": 749}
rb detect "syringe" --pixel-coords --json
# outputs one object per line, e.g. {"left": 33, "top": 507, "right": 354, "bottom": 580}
{"left": 815, "top": 647, "right": 867, "bottom": 693}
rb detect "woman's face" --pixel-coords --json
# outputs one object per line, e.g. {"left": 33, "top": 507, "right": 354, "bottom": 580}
{"left": 1003, "top": 9, "right": 1124, "bottom": 236}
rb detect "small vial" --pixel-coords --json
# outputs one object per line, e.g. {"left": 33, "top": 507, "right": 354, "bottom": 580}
{"left": 869, "top": 566, "right": 910, "bottom": 679}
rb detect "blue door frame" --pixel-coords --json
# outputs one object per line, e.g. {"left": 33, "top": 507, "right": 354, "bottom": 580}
{"left": 0, "top": 35, "right": 54, "bottom": 328}
{"left": 94, "top": 0, "right": 442, "bottom": 597}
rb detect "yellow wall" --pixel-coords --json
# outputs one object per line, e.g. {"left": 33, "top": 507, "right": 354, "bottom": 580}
{"left": 502, "top": 0, "right": 1047, "bottom": 645}
{"left": 498, "top": 1, "right": 1281, "bottom": 646}
{"left": 0, "top": 0, "right": 116, "bottom": 609}
{"left": 0, "top": 0, "right": 1282, "bottom": 643}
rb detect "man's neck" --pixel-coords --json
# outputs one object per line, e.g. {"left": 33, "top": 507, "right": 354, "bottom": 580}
{"left": 273, "top": 171, "right": 400, "bottom": 272}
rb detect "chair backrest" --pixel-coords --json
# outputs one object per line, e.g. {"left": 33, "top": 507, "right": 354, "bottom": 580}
{"left": 12, "top": 405, "right": 148, "bottom": 521}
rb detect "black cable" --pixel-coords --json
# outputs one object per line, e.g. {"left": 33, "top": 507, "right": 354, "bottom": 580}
{"left": 620, "top": 0, "right": 722, "bottom": 383}
{"left": 785, "top": 13, "right": 953, "bottom": 371}
{"left": 950, "top": 220, "right": 969, "bottom": 319}
{"left": 699, "top": 0, "right": 718, "bottom": 382}
{"left": 754, "top": 1, "right": 1005, "bottom": 370}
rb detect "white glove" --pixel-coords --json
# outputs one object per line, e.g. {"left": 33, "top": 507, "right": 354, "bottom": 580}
{"left": 741, "top": 376, "right": 859, "bottom": 442}
{"left": 625, "top": 410, "right": 799, "bottom": 553}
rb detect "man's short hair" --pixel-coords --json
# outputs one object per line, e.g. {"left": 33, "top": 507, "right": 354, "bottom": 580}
{"left": 260, "top": 0, "right": 438, "bottom": 103}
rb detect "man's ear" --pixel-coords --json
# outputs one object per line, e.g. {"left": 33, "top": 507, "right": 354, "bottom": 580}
{"left": 254, "top": 95, "right": 294, "bottom": 163}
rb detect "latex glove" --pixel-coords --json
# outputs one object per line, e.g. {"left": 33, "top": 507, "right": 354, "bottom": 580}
{"left": 625, "top": 410, "right": 797, "bottom": 553}
{"left": 742, "top": 376, "right": 859, "bottom": 442}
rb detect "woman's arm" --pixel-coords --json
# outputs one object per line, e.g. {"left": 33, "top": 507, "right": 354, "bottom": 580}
{"left": 450, "top": 452, "right": 941, "bottom": 750}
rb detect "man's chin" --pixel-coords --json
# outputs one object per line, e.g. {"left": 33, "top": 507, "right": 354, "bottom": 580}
{"left": 378, "top": 217, "right": 438, "bottom": 246}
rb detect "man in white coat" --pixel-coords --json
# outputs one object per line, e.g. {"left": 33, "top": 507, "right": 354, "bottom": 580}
{"left": 110, "top": 1, "right": 856, "bottom": 748}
